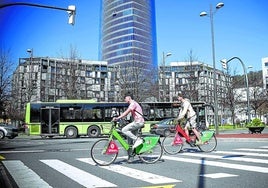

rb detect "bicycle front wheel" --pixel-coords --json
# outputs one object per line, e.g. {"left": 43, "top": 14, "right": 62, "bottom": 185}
{"left": 162, "top": 136, "right": 183, "bottom": 155}
{"left": 90, "top": 138, "right": 118, "bottom": 166}
{"left": 139, "top": 141, "right": 163, "bottom": 164}
{"left": 197, "top": 134, "right": 217, "bottom": 152}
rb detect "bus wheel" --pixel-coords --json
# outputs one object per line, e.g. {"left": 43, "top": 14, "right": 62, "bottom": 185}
{"left": 87, "top": 126, "right": 101, "bottom": 138}
{"left": 65, "top": 127, "right": 78, "bottom": 139}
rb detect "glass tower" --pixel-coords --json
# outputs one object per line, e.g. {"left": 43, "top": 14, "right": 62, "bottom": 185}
{"left": 100, "top": 0, "right": 158, "bottom": 69}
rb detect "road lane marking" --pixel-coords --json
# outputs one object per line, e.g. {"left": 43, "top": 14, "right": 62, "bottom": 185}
{"left": 140, "top": 184, "right": 176, "bottom": 188}
{"left": 2, "top": 160, "right": 52, "bottom": 188}
{"left": 200, "top": 173, "right": 238, "bottom": 179}
{"left": 0, "top": 150, "right": 45, "bottom": 154}
{"left": 77, "top": 158, "right": 181, "bottom": 184}
{"left": 0, "top": 155, "right": 5, "bottom": 160}
{"left": 215, "top": 151, "right": 268, "bottom": 157}
{"left": 40, "top": 159, "right": 116, "bottom": 188}
{"left": 234, "top": 148, "right": 268, "bottom": 152}
{"left": 162, "top": 156, "right": 268, "bottom": 173}
{"left": 180, "top": 152, "right": 268, "bottom": 164}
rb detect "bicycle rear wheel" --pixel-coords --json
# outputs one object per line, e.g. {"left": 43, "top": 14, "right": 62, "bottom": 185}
{"left": 139, "top": 141, "right": 163, "bottom": 164}
{"left": 162, "top": 135, "right": 183, "bottom": 155}
{"left": 197, "top": 134, "right": 217, "bottom": 152}
{"left": 90, "top": 138, "right": 118, "bottom": 166}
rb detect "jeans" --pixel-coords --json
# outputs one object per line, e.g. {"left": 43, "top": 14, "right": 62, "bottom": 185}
{"left": 122, "top": 121, "right": 144, "bottom": 141}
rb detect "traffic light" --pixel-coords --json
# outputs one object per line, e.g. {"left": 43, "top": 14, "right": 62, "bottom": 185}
{"left": 67, "top": 5, "right": 76, "bottom": 25}
{"left": 221, "top": 59, "right": 227, "bottom": 69}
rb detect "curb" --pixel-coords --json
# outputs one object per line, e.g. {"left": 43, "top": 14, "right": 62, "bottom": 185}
{"left": 0, "top": 162, "right": 17, "bottom": 188}
{"left": 216, "top": 133, "right": 268, "bottom": 142}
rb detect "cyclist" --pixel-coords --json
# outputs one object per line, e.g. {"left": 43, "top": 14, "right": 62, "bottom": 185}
{"left": 113, "top": 93, "right": 144, "bottom": 148}
{"left": 176, "top": 92, "right": 203, "bottom": 145}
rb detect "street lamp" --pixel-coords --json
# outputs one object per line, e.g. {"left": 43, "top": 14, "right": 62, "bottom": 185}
{"left": 200, "top": 2, "right": 224, "bottom": 135}
{"left": 0, "top": 3, "right": 76, "bottom": 25}
{"left": 220, "top": 57, "right": 251, "bottom": 123}
{"left": 159, "top": 52, "right": 172, "bottom": 102}
{"left": 27, "top": 48, "right": 33, "bottom": 58}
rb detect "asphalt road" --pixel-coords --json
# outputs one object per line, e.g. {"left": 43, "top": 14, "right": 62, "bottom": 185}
{"left": 0, "top": 134, "right": 268, "bottom": 188}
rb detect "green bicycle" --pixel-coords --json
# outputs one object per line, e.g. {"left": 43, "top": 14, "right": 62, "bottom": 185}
{"left": 90, "top": 119, "right": 163, "bottom": 166}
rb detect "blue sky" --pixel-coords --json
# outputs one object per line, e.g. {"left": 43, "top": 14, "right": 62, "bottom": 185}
{"left": 1, "top": 0, "right": 267, "bottom": 74}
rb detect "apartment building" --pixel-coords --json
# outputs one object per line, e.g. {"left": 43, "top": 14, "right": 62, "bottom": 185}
{"left": 159, "top": 61, "right": 233, "bottom": 124}
{"left": 262, "top": 57, "right": 268, "bottom": 90}
{"left": 12, "top": 57, "right": 110, "bottom": 111}
{"left": 159, "top": 61, "right": 231, "bottom": 102}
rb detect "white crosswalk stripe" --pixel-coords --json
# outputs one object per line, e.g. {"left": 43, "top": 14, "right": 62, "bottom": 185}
{"left": 40, "top": 159, "right": 116, "bottom": 187}
{"left": 77, "top": 158, "right": 181, "bottom": 184}
{"left": 215, "top": 150, "right": 268, "bottom": 157}
{"left": 234, "top": 148, "right": 268, "bottom": 152}
{"left": 180, "top": 152, "right": 268, "bottom": 164}
{"left": 2, "top": 146, "right": 268, "bottom": 187}
{"left": 162, "top": 151, "right": 268, "bottom": 174}
{"left": 2, "top": 160, "right": 52, "bottom": 188}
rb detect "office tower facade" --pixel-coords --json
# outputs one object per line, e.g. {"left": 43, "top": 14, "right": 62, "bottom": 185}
{"left": 100, "top": 0, "right": 158, "bottom": 69}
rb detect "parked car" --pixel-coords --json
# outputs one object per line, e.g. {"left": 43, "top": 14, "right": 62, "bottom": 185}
{"left": 0, "top": 123, "right": 19, "bottom": 139}
{"left": 150, "top": 118, "right": 176, "bottom": 137}
{"left": 0, "top": 125, "right": 8, "bottom": 139}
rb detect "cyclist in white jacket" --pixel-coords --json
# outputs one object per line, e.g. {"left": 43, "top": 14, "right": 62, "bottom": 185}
{"left": 177, "top": 92, "right": 203, "bottom": 145}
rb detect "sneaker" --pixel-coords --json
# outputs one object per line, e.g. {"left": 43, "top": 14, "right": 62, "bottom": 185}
{"left": 127, "top": 156, "right": 134, "bottom": 163}
{"left": 195, "top": 140, "right": 203, "bottom": 145}
{"left": 133, "top": 137, "right": 143, "bottom": 148}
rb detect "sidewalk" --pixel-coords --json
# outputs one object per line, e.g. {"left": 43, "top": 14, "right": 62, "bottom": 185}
{"left": 216, "top": 127, "right": 268, "bottom": 139}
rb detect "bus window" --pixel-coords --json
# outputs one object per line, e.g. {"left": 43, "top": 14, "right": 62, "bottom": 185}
{"left": 83, "top": 104, "right": 103, "bottom": 122}
{"left": 60, "top": 104, "right": 83, "bottom": 122}
{"left": 92, "top": 109, "right": 102, "bottom": 120}
{"left": 30, "top": 104, "right": 41, "bottom": 122}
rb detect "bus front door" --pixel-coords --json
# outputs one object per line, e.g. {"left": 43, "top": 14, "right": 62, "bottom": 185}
{"left": 41, "top": 108, "right": 60, "bottom": 135}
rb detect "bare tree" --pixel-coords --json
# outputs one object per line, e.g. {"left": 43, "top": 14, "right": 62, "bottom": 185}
{"left": 184, "top": 49, "right": 199, "bottom": 101}
{"left": 60, "top": 45, "right": 81, "bottom": 99}
{"left": 0, "top": 47, "right": 14, "bottom": 121}
{"left": 250, "top": 87, "right": 267, "bottom": 118}
{"left": 221, "top": 68, "right": 245, "bottom": 126}
{"left": 113, "top": 53, "right": 158, "bottom": 102}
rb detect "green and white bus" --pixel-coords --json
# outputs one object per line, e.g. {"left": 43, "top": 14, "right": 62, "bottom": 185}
{"left": 25, "top": 100, "right": 209, "bottom": 138}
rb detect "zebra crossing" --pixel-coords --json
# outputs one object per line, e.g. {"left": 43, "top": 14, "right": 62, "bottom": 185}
{"left": 2, "top": 146, "right": 268, "bottom": 187}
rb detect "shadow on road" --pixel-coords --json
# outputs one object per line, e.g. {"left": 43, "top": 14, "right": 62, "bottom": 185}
{"left": 197, "top": 157, "right": 206, "bottom": 188}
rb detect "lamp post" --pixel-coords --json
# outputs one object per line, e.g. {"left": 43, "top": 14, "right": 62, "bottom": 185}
{"left": 221, "top": 57, "right": 251, "bottom": 123}
{"left": 159, "top": 52, "right": 172, "bottom": 102}
{"left": 26, "top": 49, "right": 34, "bottom": 102}
{"left": 200, "top": 2, "right": 224, "bottom": 135}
